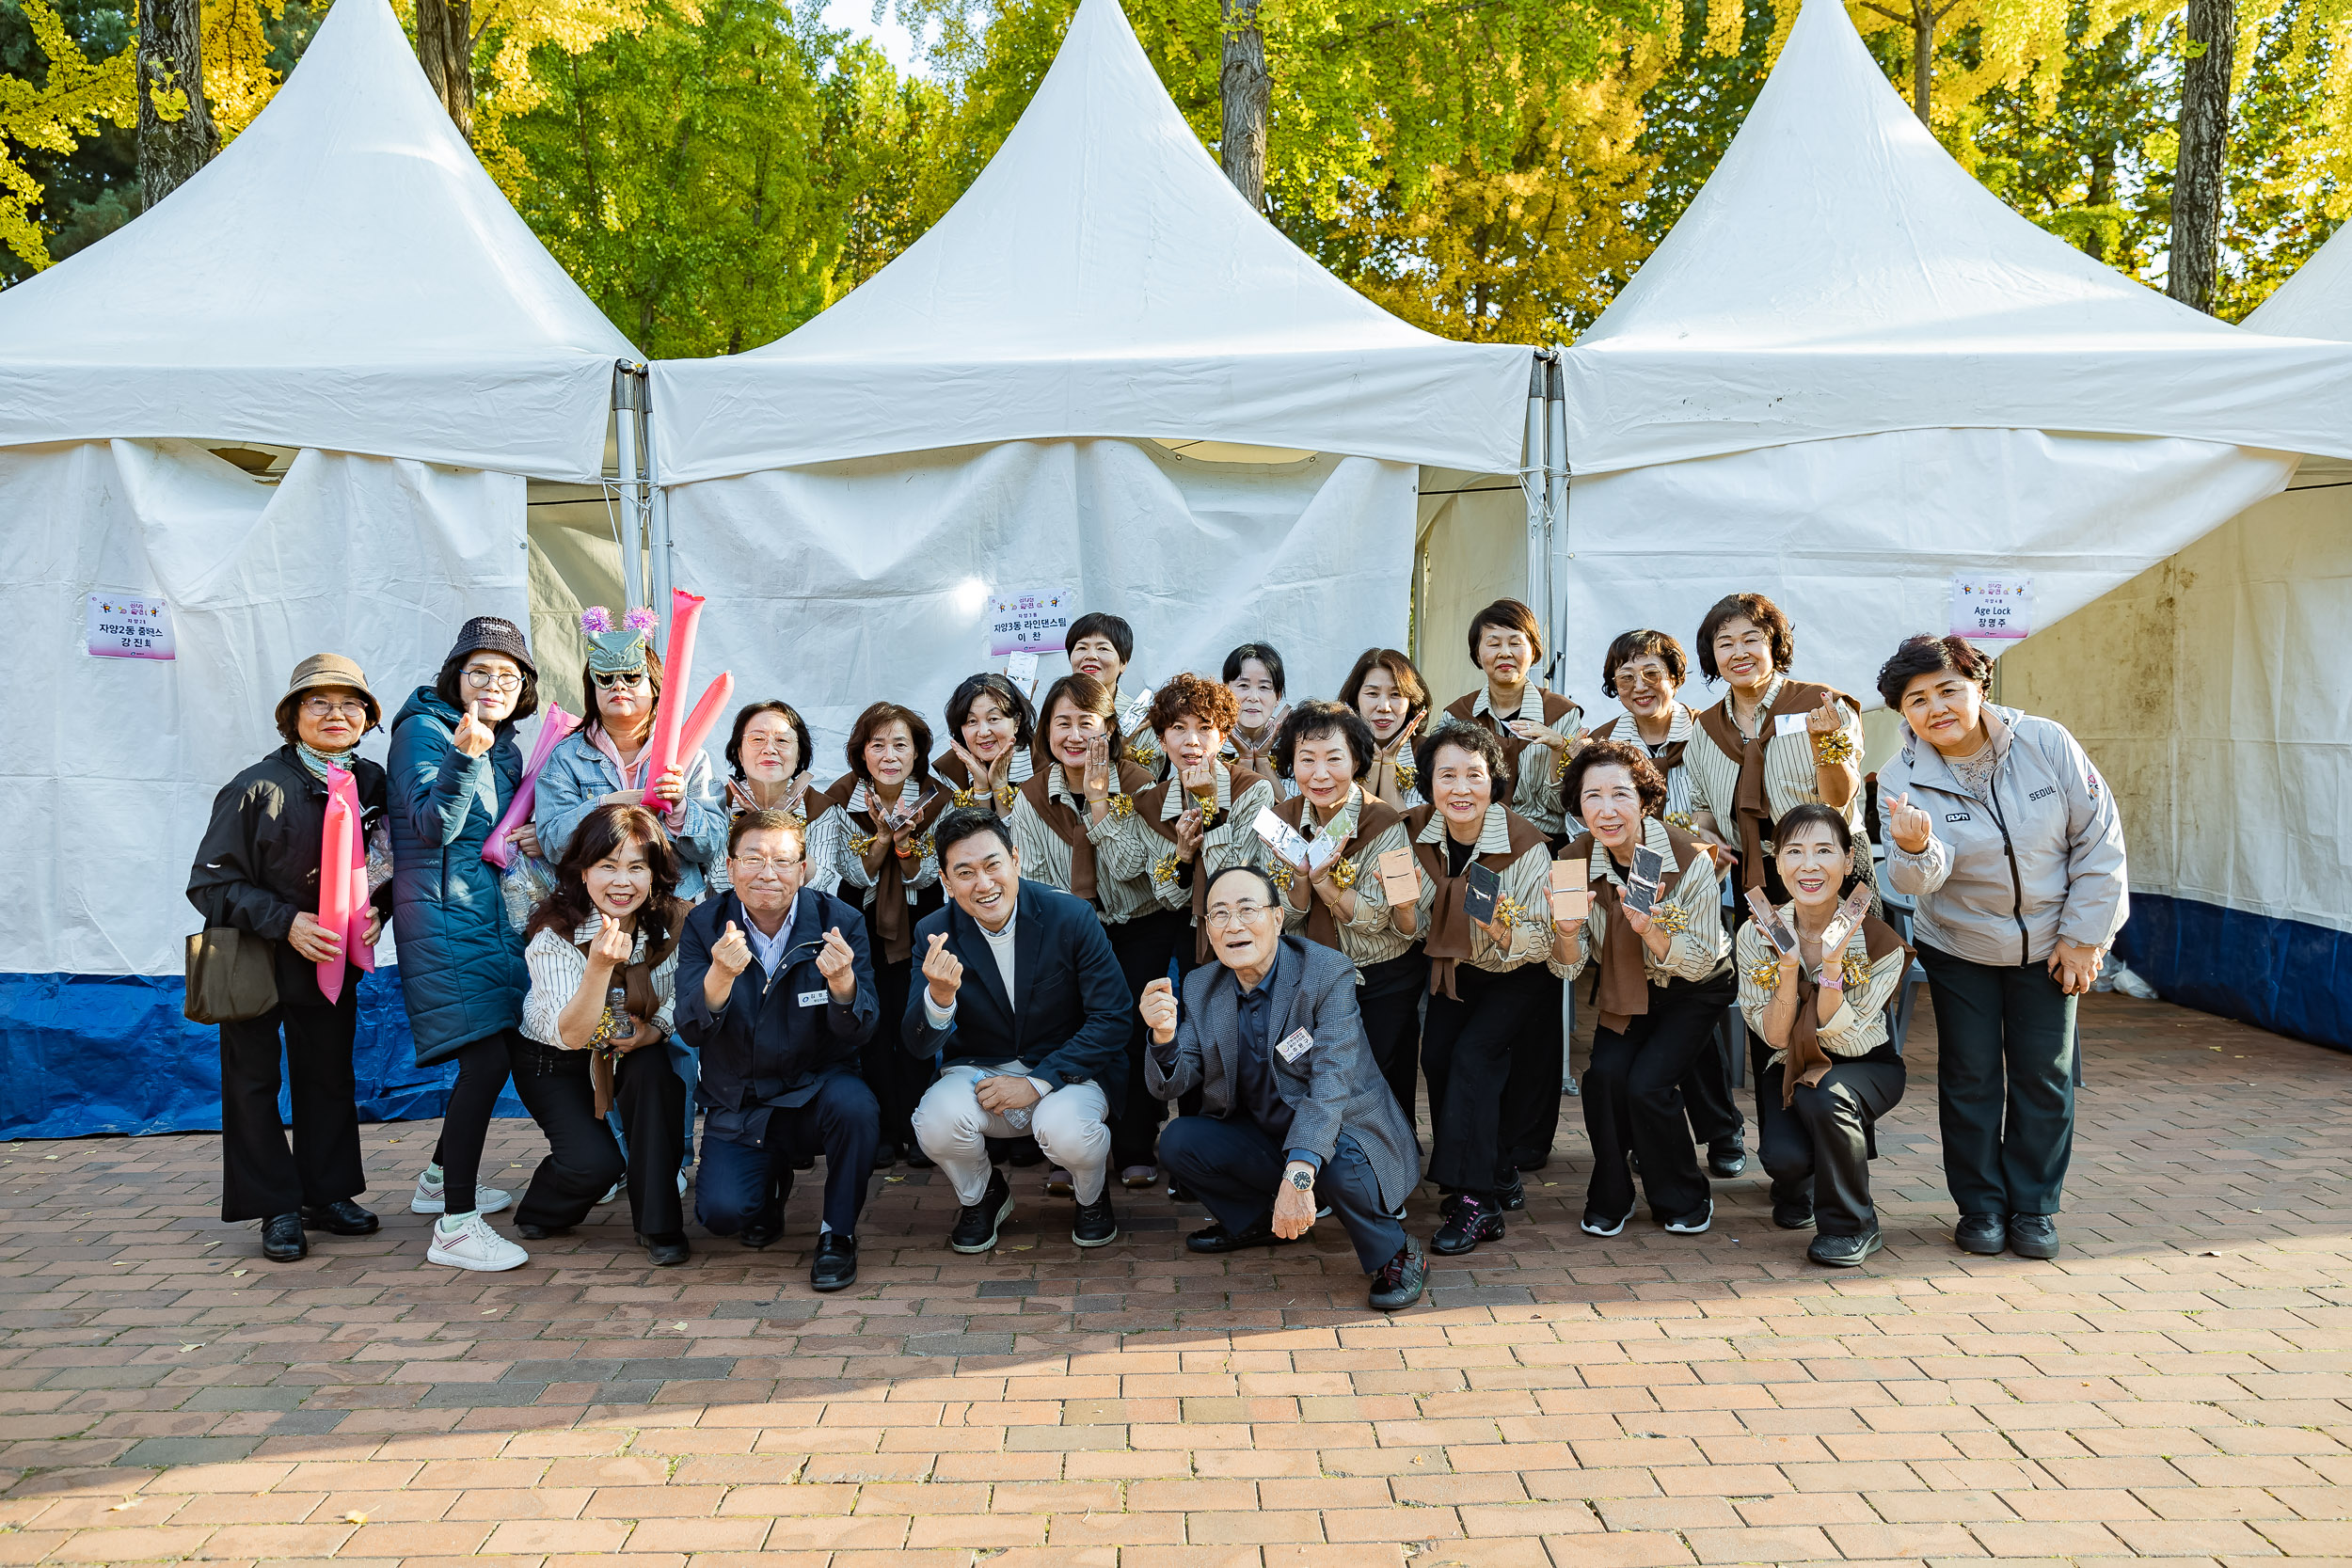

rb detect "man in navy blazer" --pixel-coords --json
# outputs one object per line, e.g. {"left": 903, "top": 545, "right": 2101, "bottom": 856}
{"left": 904, "top": 808, "right": 1132, "bottom": 1252}
{"left": 675, "top": 810, "right": 880, "bottom": 1291}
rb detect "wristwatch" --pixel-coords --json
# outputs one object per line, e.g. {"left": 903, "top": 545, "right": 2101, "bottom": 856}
{"left": 1286, "top": 1165, "right": 1315, "bottom": 1191}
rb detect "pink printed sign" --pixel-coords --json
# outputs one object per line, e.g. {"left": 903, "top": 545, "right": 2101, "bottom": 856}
{"left": 988, "top": 588, "right": 1073, "bottom": 656}
{"left": 87, "top": 592, "right": 174, "bottom": 660}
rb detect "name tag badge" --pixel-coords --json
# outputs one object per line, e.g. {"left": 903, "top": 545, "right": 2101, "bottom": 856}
{"left": 798, "top": 989, "right": 831, "bottom": 1007}
{"left": 1275, "top": 1027, "right": 1313, "bottom": 1064}
{"left": 1772, "top": 712, "right": 1810, "bottom": 737}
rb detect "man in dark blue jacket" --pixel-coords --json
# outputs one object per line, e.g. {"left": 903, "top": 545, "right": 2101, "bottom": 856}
{"left": 904, "top": 809, "right": 1133, "bottom": 1253}
{"left": 675, "top": 809, "right": 880, "bottom": 1291}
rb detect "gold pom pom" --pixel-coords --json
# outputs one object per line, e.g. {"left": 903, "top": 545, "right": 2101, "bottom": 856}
{"left": 1153, "top": 852, "right": 1183, "bottom": 887}
{"left": 1327, "top": 857, "right": 1359, "bottom": 891}
{"left": 1550, "top": 748, "right": 1572, "bottom": 783}
{"left": 1649, "top": 901, "right": 1691, "bottom": 934}
{"left": 995, "top": 784, "right": 1019, "bottom": 814}
{"left": 1665, "top": 810, "right": 1694, "bottom": 831}
{"left": 1192, "top": 791, "right": 1218, "bottom": 816}
{"left": 1810, "top": 728, "right": 1857, "bottom": 767}
{"left": 1746, "top": 959, "right": 1786, "bottom": 992}
{"left": 848, "top": 832, "right": 878, "bottom": 857}
{"left": 1491, "top": 895, "right": 1529, "bottom": 930}
{"left": 1268, "top": 863, "right": 1295, "bottom": 894}
{"left": 1393, "top": 760, "right": 1417, "bottom": 793}
{"left": 951, "top": 786, "right": 983, "bottom": 810}
{"left": 1840, "top": 952, "right": 1869, "bottom": 990}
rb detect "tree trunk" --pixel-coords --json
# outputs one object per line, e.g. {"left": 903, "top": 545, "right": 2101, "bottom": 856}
{"left": 2084, "top": 146, "right": 2115, "bottom": 262}
{"left": 417, "top": 0, "right": 477, "bottom": 141}
{"left": 1219, "top": 0, "right": 1269, "bottom": 212}
{"left": 135, "top": 0, "right": 215, "bottom": 208}
{"left": 2168, "top": 0, "right": 2234, "bottom": 312}
{"left": 1911, "top": 0, "right": 1934, "bottom": 130}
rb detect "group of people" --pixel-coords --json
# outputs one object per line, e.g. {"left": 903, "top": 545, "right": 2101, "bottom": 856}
{"left": 190, "top": 592, "right": 2128, "bottom": 1310}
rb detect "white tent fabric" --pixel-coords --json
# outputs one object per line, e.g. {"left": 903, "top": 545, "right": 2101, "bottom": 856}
{"left": 0, "top": 0, "right": 637, "bottom": 482}
{"left": 2245, "top": 222, "right": 2352, "bottom": 338}
{"left": 1555, "top": 429, "right": 2296, "bottom": 712}
{"left": 669, "top": 440, "right": 1415, "bottom": 761}
{"left": 649, "top": 0, "right": 1531, "bottom": 483}
{"left": 1555, "top": 0, "right": 2352, "bottom": 475}
{"left": 0, "top": 441, "right": 526, "bottom": 977}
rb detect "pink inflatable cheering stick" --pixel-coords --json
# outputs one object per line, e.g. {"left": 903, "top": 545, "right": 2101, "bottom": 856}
{"left": 315, "top": 767, "right": 367, "bottom": 1003}
{"left": 640, "top": 589, "right": 707, "bottom": 808}
{"left": 674, "top": 672, "right": 736, "bottom": 771}
{"left": 483, "top": 701, "right": 583, "bottom": 869}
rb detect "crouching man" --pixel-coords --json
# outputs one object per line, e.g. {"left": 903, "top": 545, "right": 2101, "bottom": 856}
{"left": 1142, "top": 864, "right": 1427, "bottom": 1311}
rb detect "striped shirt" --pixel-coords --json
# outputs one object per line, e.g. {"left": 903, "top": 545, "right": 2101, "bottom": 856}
{"left": 1588, "top": 704, "right": 1697, "bottom": 826}
{"left": 1005, "top": 764, "right": 1163, "bottom": 925}
{"left": 1683, "top": 674, "right": 1867, "bottom": 848}
{"left": 1276, "top": 785, "right": 1419, "bottom": 969}
{"left": 520, "top": 916, "right": 677, "bottom": 1049}
{"left": 1412, "top": 803, "right": 1556, "bottom": 973}
{"left": 812, "top": 780, "right": 940, "bottom": 915}
{"left": 1549, "top": 816, "right": 1731, "bottom": 986}
{"left": 1147, "top": 763, "right": 1277, "bottom": 911}
{"left": 1736, "top": 910, "right": 1908, "bottom": 1072}
{"left": 1463, "top": 686, "right": 1582, "bottom": 834}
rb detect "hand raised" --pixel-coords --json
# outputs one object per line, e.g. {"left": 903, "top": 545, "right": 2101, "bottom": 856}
{"left": 817, "top": 926, "right": 857, "bottom": 998}
{"left": 651, "top": 765, "right": 687, "bottom": 806}
{"left": 1805, "top": 690, "right": 1846, "bottom": 735}
{"left": 1084, "top": 735, "right": 1112, "bottom": 797}
{"left": 1137, "top": 976, "right": 1178, "bottom": 1042}
{"left": 1884, "top": 790, "right": 1933, "bottom": 855}
{"left": 710, "top": 920, "right": 752, "bottom": 977}
{"left": 1173, "top": 808, "right": 1204, "bottom": 859}
{"left": 452, "top": 705, "right": 497, "bottom": 758}
{"left": 591, "top": 918, "right": 634, "bottom": 969}
{"left": 921, "top": 930, "right": 963, "bottom": 1008}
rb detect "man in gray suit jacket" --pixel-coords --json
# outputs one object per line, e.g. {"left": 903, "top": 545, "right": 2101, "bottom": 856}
{"left": 1140, "top": 864, "right": 1426, "bottom": 1311}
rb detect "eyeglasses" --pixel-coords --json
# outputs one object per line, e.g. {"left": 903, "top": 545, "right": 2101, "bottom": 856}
{"left": 732, "top": 855, "right": 802, "bottom": 877}
{"left": 1613, "top": 663, "right": 1672, "bottom": 687}
{"left": 591, "top": 671, "right": 648, "bottom": 689}
{"left": 300, "top": 697, "right": 369, "bottom": 718}
{"left": 463, "top": 667, "right": 524, "bottom": 692}
{"left": 1203, "top": 902, "right": 1272, "bottom": 930}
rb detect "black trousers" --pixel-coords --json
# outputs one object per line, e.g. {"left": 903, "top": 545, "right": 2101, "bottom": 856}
{"left": 1502, "top": 966, "right": 1565, "bottom": 1163}
{"left": 1582, "top": 971, "right": 1736, "bottom": 1222}
{"left": 1159, "top": 1117, "right": 1408, "bottom": 1274}
{"left": 866, "top": 954, "right": 939, "bottom": 1151}
{"left": 1757, "top": 1053, "right": 1905, "bottom": 1236}
{"left": 511, "top": 1038, "right": 686, "bottom": 1239}
{"left": 696, "top": 1073, "right": 882, "bottom": 1238}
{"left": 430, "top": 1029, "right": 517, "bottom": 1216}
{"left": 1107, "top": 909, "right": 1184, "bottom": 1167}
{"left": 1678, "top": 1017, "right": 1745, "bottom": 1147}
{"left": 1918, "top": 942, "right": 2078, "bottom": 1217}
{"left": 1357, "top": 949, "right": 1429, "bottom": 1132}
{"left": 1422, "top": 962, "right": 1554, "bottom": 1192}
{"left": 217, "top": 992, "right": 366, "bottom": 1224}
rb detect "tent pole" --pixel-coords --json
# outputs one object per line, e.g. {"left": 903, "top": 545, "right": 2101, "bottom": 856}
{"left": 1523, "top": 355, "right": 1547, "bottom": 627}
{"left": 1544, "top": 353, "right": 1569, "bottom": 689}
{"left": 612, "top": 361, "right": 647, "bottom": 613}
{"left": 640, "top": 367, "right": 673, "bottom": 639}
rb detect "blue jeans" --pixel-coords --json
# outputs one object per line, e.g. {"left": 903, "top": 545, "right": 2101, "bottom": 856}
{"left": 694, "top": 1072, "right": 881, "bottom": 1239}
{"left": 1157, "top": 1117, "right": 1407, "bottom": 1274}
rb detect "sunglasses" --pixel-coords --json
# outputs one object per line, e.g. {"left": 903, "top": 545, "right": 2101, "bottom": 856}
{"left": 591, "top": 670, "right": 648, "bottom": 689}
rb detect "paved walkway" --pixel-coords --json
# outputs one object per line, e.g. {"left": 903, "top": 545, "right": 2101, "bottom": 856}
{"left": 5, "top": 992, "right": 2352, "bottom": 1566}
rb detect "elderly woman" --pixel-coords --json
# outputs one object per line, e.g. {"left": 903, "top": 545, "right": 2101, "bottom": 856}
{"left": 1069, "top": 611, "right": 1160, "bottom": 776}
{"left": 1265, "top": 701, "right": 1425, "bottom": 1124}
{"left": 1877, "top": 635, "right": 2126, "bottom": 1261}
{"left": 188, "top": 655, "right": 392, "bottom": 1263}
{"left": 1406, "top": 721, "right": 1555, "bottom": 1257}
{"left": 1585, "top": 627, "right": 1746, "bottom": 1180}
{"left": 1340, "top": 646, "right": 1432, "bottom": 810}
{"left": 722, "top": 700, "right": 818, "bottom": 828}
{"left": 386, "top": 617, "right": 542, "bottom": 1274}
{"left": 516, "top": 802, "right": 691, "bottom": 1264}
{"left": 936, "top": 672, "right": 1037, "bottom": 816}
{"left": 1221, "top": 641, "right": 1293, "bottom": 792}
{"left": 533, "top": 607, "right": 727, "bottom": 898}
{"left": 808, "top": 701, "right": 947, "bottom": 1168}
{"left": 1005, "top": 673, "right": 1172, "bottom": 1189}
{"left": 1137, "top": 672, "right": 1280, "bottom": 965}
{"left": 1442, "top": 598, "right": 1583, "bottom": 838}
{"left": 1739, "top": 804, "right": 1911, "bottom": 1267}
{"left": 1551, "top": 739, "right": 1733, "bottom": 1239}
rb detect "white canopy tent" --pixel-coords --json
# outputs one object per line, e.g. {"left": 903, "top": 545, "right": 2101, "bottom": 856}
{"left": 648, "top": 0, "right": 1540, "bottom": 755}
{"left": 0, "top": 0, "right": 643, "bottom": 1136}
{"left": 1535, "top": 0, "right": 2352, "bottom": 714}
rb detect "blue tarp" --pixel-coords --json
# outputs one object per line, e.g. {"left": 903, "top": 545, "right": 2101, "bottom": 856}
{"left": 2118, "top": 893, "right": 2350, "bottom": 1054}
{"left": 0, "top": 965, "right": 524, "bottom": 1140}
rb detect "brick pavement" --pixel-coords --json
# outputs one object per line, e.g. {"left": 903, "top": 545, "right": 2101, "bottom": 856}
{"left": 5, "top": 992, "right": 2352, "bottom": 1566}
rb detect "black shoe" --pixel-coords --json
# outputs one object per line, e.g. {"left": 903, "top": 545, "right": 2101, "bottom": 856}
{"left": 1772, "top": 1201, "right": 1817, "bottom": 1230}
{"left": 792, "top": 1154, "right": 816, "bottom": 1172}
{"left": 1005, "top": 1138, "right": 1044, "bottom": 1167}
{"left": 1809, "top": 1229, "right": 1883, "bottom": 1268}
{"left": 1580, "top": 1206, "right": 1629, "bottom": 1238}
{"left": 949, "top": 1169, "right": 1014, "bottom": 1254}
{"left": 2007, "top": 1213, "right": 2058, "bottom": 1259}
{"left": 1662, "top": 1198, "right": 1713, "bottom": 1234}
{"left": 1184, "top": 1220, "right": 1295, "bottom": 1254}
{"left": 1707, "top": 1134, "right": 1748, "bottom": 1179}
{"left": 1511, "top": 1148, "right": 1550, "bottom": 1173}
{"left": 1955, "top": 1212, "right": 2007, "bottom": 1255}
{"left": 1072, "top": 1194, "right": 1120, "bottom": 1248}
{"left": 1369, "top": 1241, "right": 1427, "bottom": 1311}
{"left": 871, "top": 1141, "right": 900, "bottom": 1172}
{"left": 262, "top": 1212, "right": 307, "bottom": 1261}
{"left": 640, "top": 1232, "right": 691, "bottom": 1266}
{"left": 905, "top": 1147, "right": 935, "bottom": 1169}
{"left": 1432, "top": 1193, "right": 1503, "bottom": 1256}
{"left": 739, "top": 1213, "right": 783, "bottom": 1250}
{"left": 300, "top": 1198, "right": 379, "bottom": 1235}
{"left": 1494, "top": 1176, "right": 1527, "bottom": 1212}
{"left": 516, "top": 1221, "right": 571, "bottom": 1241}
{"left": 811, "top": 1232, "right": 857, "bottom": 1291}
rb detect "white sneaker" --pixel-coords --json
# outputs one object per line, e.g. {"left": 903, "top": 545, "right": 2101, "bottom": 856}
{"left": 409, "top": 1171, "right": 513, "bottom": 1216}
{"left": 676, "top": 1169, "right": 689, "bottom": 1196}
{"left": 597, "top": 1181, "right": 623, "bottom": 1204}
{"left": 426, "top": 1212, "right": 529, "bottom": 1272}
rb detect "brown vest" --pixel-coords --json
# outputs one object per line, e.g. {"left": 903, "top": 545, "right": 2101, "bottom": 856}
{"left": 1692, "top": 680, "right": 1858, "bottom": 891}
{"left": 811, "top": 772, "right": 947, "bottom": 965}
{"left": 1141, "top": 763, "right": 1274, "bottom": 963}
{"left": 1445, "top": 687, "right": 1578, "bottom": 793}
{"left": 572, "top": 904, "right": 684, "bottom": 1117}
{"left": 1406, "top": 802, "right": 1549, "bottom": 999}
{"left": 932, "top": 750, "right": 1017, "bottom": 816}
{"left": 1017, "top": 760, "right": 1158, "bottom": 905}
{"left": 1565, "top": 823, "right": 1705, "bottom": 1032}
{"left": 1587, "top": 712, "right": 1689, "bottom": 778}
{"left": 1779, "top": 912, "right": 1909, "bottom": 1104}
{"left": 1274, "top": 789, "right": 1406, "bottom": 954}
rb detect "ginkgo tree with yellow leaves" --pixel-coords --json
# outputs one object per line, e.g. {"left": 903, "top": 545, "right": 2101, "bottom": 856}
{"left": 0, "top": 0, "right": 137, "bottom": 267}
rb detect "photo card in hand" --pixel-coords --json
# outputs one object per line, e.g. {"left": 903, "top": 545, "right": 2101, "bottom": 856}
{"left": 1252, "top": 805, "right": 1311, "bottom": 867}
{"left": 1624, "top": 844, "right": 1666, "bottom": 916}
{"left": 1745, "top": 887, "right": 1799, "bottom": 955}
{"left": 1549, "top": 858, "right": 1589, "bottom": 924}
{"left": 1463, "top": 862, "right": 1502, "bottom": 924}
{"left": 1817, "top": 884, "right": 1873, "bottom": 956}
{"left": 1375, "top": 847, "right": 1419, "bottom": 905}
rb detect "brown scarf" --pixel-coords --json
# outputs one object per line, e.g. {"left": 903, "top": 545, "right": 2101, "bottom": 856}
{"left": 1276, "top": 788, "right": 1404, "bottom": 952}
{"left": 1693, "top": 679, "right": 1855, "bottom": 892}
{"left": 1142, "top": 762, "right": 1273, "bottom": 963}
{"left": 811, "top": 771, "right": 946, "bottom": 965}
{"left": 1445, "top": 687, "right": 1578, "bottom": 790}
{"left": 1781, "top": 912, "right": 1909, "bottom": 1104}
{"left": 1566, "top": 822, "right": 1705, "bottom": 1031}
{"left": 572, "top": 906, "right": 683, "bottom": 1117}
{"left": 1406, "top": 802, "right": 1550, "bottom": 1000}
{"left": 1588, "top": 712, "right": 1688, "bottom": 777}
{"left": 1019, "top": 759, "right": 1157, "bottom": 905}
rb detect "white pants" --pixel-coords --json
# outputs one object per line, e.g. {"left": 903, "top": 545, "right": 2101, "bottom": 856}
{"left": 912, "top": 1063, "right": 1112, "bottom": 1206}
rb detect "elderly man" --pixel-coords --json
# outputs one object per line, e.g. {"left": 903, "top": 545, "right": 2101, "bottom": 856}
{"left": 675, "top": 809, "right": 879, "bottom": 1291}
{"left": 1141, "top": 864, "right": 1427, "bottom": 1311}
{"left": 905, "top": 808, "right": 1132, "bottom": 1253}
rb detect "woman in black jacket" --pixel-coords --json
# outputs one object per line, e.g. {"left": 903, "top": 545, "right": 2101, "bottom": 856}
{"left": 186, "top": 654, "right": 394, "bottom": 1263}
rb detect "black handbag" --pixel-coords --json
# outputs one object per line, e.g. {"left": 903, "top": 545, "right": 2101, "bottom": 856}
{"left": 183, "top": 927, "right": 279, "bottom": 1023}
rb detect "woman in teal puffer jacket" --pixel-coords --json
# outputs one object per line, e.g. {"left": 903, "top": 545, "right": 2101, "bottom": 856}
{"left": 387, "top": 617, "right": 543, "bottom": 1274}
